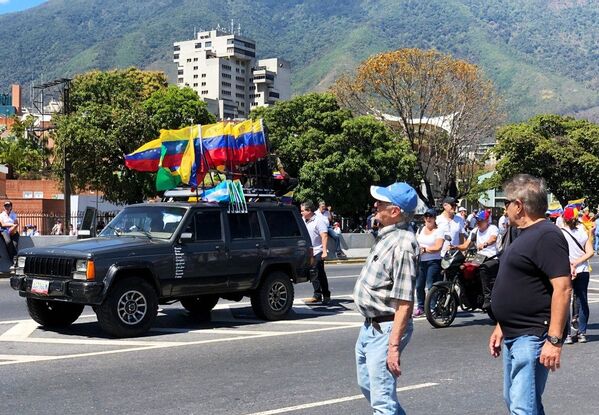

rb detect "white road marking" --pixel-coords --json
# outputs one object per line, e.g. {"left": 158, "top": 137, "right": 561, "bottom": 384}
{"left": 0, "top": 336, "right": 186, "bottom": 347}
{"left": 0, "top": 320, "right": 38, "bottom": 340}
{"left": 328, "top": 274, "right": 359, "bottom": 280}
{"left": 0, "top": 354, "right": 52, "bottom": 363}
{"left": 0, "top": 322, "right": 362, "bottom": 366}
{"left": 240, "top": 382, "right": 440, "bottom": 415}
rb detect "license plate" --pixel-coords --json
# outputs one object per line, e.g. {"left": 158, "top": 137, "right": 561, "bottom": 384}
{"left": 31, "top": 279, "right": 49, "bottom": 295}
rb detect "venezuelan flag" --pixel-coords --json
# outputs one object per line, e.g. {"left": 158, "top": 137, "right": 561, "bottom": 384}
{"left": 124, "top": 138, "right": 162, "bottom": 172}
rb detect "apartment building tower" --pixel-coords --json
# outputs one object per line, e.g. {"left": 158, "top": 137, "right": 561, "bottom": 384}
{"left": 173, "top": 29, "right": 291, "bottom": 120}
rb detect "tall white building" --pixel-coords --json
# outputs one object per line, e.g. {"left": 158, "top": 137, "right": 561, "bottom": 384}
{"left": 173, "top": 29, "right": 291, "bottom": 120}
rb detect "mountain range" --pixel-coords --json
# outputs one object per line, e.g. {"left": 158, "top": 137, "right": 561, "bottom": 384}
{"left": 1, "top": 0, "right": 598, "bottom": 121}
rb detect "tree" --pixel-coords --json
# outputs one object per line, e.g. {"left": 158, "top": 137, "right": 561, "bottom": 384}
{"left": 492, "top": 114, "right": 599, "bottom": 207}
{"left": 332, "top": 48, "right": 504, "bottom": 206}
{"left": 53, "top": 68, "right": 214, "bottom": 204}
{"left": 252, "top": 93, "right": 417, "bottom": 214}
{"left": 0, "top": 136, "right": 44, "bottom": 179}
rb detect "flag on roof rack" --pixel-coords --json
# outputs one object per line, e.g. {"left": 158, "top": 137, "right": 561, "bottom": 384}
{"left": 125, "top": 119, "right": 268, "bottom": 191}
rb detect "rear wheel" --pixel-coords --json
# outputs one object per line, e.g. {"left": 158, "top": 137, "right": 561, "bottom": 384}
{"left": 96, "top": 277, "right": 158, "bottom": 338}
{"left": 27, "top": 299, "right": 84, "bottom": 328}
{"left": 251, "top": 271, "right": 294, "bottom": 320}
{"left": 180, "top": 295, "right": 219, "bottom": 315}
{"left": 424, "top": 285, "right": 458, "bottom": 328}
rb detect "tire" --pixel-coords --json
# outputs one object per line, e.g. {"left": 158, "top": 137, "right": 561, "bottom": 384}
{"left": 424, "top": 285, "right": 458, "bottom": 328}
{"left": 180, "top": 295, "right": 219, "bottom": 315}
{"left": 96, "top": 277, "right": 158, "bottom": 338}
{"left": 251, "top": 271, "right": 294, "bottom": 320}
{"left": 26, "top": 298, "right": 84, "bottom": 328}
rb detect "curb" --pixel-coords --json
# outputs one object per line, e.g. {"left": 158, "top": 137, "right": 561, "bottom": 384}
{"left": 325, "top": 258, "right": 366, "bottom": 265}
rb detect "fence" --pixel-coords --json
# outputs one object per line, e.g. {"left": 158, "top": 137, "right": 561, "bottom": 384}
{"left": 16, "top": 211, "right": 119, "bottom": 236}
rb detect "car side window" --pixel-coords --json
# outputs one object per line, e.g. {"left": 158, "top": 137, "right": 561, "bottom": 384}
{"left": 263, "top": 210, "right": 302, "bottom": 238}
{"left": 229, "top": 211, "right": 262, "bottom": 239}
{"left": 192, "top": 211, "right": 222, "bottom": 241}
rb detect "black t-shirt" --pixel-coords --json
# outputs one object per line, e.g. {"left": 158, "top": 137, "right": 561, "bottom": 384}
{"left": 491, "top": 220, "right": 570, "bottom": 338}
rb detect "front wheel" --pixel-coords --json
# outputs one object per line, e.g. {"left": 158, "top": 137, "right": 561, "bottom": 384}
{"left": 424, "top": 285, "right": 458, "bottom": 328}
{"left": 27, "top": 299, "right": 84, "bottom": 328}
{"left": 96, "top": 277, "right": 158, "bottom": 338}
{"left": 251, "top": 271, "right": 294, "bottom": 320}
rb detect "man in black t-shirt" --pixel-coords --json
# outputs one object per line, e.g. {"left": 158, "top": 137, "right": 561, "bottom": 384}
{"left": 489, "top": 174, "right": 571, "bottom": 415}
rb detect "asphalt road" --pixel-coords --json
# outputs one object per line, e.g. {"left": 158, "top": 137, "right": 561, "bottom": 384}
{"left": 1, "top": 258, "right": 598, "bottom": 415}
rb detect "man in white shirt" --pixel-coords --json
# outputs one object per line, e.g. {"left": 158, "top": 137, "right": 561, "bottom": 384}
{"left": 0, "top": 201, "right": 19, "bottom": 260}
{"left": 301, "top": 201, "right": 331, "bottom": 304}
{"left": 316, "top": 201, "right": 346, "bottom": 258}
{"left": 436, "top": 197, "right": 465, "bottom": 256}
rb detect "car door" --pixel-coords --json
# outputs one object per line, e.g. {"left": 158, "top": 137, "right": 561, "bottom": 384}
{"left": 226, "top": 209, "right": 267, "bottom": 290}
{"left": 171, "top": 208, "right": 230, "bottom": 296}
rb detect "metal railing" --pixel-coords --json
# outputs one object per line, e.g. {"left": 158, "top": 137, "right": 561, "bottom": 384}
{"left": 16, "top": 211, "right": 118, "bottom": 236}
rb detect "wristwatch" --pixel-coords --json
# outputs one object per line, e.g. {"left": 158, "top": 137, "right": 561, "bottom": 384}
{"left": 546, "top": 335, "right": 563, "bottom": 345}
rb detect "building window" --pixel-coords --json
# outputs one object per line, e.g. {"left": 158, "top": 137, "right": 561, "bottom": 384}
{"left": 187, "top": 58, "right": 192, "bottom": 63}
{"left": 201, "top": 82, "right": 206, "bottom": 86}
{"left": 205, "top": 41, "right": 212, "bottom": 47}
{"left": 221, "top": 64, "right": 232, "bottom": 71}
{"left": 222, "top": 90, "right": 231, "bottom": 96}
{"left": 177, "top": 78, "right": 184, "bottom": 83}
{"left": 195, "top": 43, "right": 201, "bottom": 48}
{"left": 236, "top": 84, "right": 245, "bottom": 91}
{"left": 201, "top": 73, "right": 206, "bottom": 78}
{"left": 222, "top": 73, "right": 232, "bottom": 79}
{"left": 269, "top": 92, "right": 280, "bottom": 98}
{"left": 236, "top": 93, "right": 245, "bottom": 98}
{"left": 174, "top": 45, "right": 180, "bottom": 51}
{"left": 236, "top": 68, "right": 240, "bottom": 73}
{"left": 174, "top": 54, "right": 179, "bottom": 59}
{"left": 221, "top": 81, "right": 231, "bottom": 87}
{"left": 201, "top": 90, "right": 208, "bottom": 95}
{"left": 241, "top": 69, "right": 245, "bottom": 74}
{"left": 194, "top": 58, "right": 198, "bottom": 62}
{"left": 251, "top": 102, "right": 258, "bottom": 106}
{"left": 178, "top": 69, "right": 184, "bottom": 75}
{"left": 193, "top": 83, "right": 198, "bottom": 87}
{"left": 240, "top": 102, "right": 245, "bottom": 107}
{"left": 193, "top": 74, "right": 198, "bottom": 79}
{"left": 236, "top": 76, "right": 245, "bottom": 82}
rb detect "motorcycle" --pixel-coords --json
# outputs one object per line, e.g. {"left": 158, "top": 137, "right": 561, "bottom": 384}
{"left": 424, "top": 237, "right": 495, "bottom": 328}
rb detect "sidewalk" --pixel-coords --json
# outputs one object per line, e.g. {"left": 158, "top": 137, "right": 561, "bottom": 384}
{"left": 325, "top": 248, "right": 370, "bottom": 264}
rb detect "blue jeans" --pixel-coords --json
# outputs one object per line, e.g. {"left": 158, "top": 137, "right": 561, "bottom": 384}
{"left": 502, "top": 335, "right": 549, "bottom": 415}
{"left": 416, "top": 259, "right": 441, "bottom": 310}
{"left": 356, "top": 320, "right": 413, "bottom": 415}
{"left": 327, "top": 227, "right": 342, "bottom": 253}
{"left": 594, "top": 232, "right": 599, "bottom": 252}
{"left": 573, "top": 272, "right": 590, "bottom": 334}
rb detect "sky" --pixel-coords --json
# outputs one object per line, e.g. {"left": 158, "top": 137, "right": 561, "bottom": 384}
{"left": 0, "top": 0, "right": 47, "bottom": 15}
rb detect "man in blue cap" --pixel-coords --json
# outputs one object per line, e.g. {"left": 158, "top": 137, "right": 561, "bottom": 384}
{"left": 354, "top": 182, "right": 419, "bottom": 415}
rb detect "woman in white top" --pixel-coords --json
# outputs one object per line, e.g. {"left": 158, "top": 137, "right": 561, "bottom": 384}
{"left": 455, "top": 209, "right": 499, "bottom": 310}
{"left": 414, "top": 208, "right": 444, "bottom": 316}
{"left": 561, "top": 207, "right": 594, "bottom": 344}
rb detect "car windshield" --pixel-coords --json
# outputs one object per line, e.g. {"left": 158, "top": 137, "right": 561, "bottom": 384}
{"left": 99, "top": 206, "right": 187, "bottom": 240}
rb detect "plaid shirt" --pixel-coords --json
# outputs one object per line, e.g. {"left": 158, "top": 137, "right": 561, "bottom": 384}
{"left": 353, "top": 222, "right": 418, "bottom": 318}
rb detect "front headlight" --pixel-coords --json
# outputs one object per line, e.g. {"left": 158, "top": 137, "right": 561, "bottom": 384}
{"left": 17, "top": 256, "right": 26, "bottom": 268}
{"left": 74, "top": 259, "right": 95, "bottom": 281}
{"left": 75, "top": 259, "right": 88, "bottom": 273}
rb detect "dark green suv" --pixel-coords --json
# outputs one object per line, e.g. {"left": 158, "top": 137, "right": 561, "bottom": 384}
{"left": 10, "top": 202, "right": 313, "bottom": 337}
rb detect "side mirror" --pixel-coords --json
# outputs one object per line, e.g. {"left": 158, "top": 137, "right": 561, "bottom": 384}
{"left": 180, "top": 232, "right": 193, "bottom": 243}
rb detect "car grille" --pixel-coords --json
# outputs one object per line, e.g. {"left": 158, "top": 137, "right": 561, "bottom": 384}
{"left": 24, "top": 257, "right": 76, "bottom": 278}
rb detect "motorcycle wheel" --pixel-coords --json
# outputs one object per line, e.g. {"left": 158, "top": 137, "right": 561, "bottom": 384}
{"left": 424, "top": 286, "right": 458, "bottom": 328}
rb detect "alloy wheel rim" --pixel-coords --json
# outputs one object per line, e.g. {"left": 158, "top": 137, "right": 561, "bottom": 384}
{"left": 117, "top": 290, "right": 148, "bottom": 325}
{"left": 268, "top": 281, "right": 288, "bottom": 311}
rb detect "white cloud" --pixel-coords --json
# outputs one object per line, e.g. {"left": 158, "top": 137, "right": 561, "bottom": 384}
{"left": 0, "top": 0, "right": 10, "bottom": 5}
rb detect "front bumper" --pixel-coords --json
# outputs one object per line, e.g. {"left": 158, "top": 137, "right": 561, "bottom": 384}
{"left": 10, "top": 275, "right": 105, "bottom": 304}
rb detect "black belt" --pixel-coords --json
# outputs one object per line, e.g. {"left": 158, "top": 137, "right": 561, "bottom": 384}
{"left": 365, "top": 315, "right": 395, "bottom": 325}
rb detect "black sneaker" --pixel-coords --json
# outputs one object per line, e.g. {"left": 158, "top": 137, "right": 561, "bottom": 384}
{"left": 322, "top": 296, "right": 331, "bottom": 305}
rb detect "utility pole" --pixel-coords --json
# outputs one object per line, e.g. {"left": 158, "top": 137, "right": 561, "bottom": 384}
{"left": 63, "top": 81, "right": 71, "bottom": 230}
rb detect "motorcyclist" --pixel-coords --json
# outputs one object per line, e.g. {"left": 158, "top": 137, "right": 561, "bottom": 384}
{"left": 452, "top": 210, "right": 499, "bottom": 310}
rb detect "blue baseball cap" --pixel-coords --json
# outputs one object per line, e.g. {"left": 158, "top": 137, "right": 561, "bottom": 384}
{"left": 370, "top": 182, "right": 418, "bottom": 213}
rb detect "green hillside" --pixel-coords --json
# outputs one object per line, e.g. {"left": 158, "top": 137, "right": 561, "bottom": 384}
{"left": 1, "top": 0, "right": 598, "bottom": 121}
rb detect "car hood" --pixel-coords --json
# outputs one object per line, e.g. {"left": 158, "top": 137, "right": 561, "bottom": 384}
{"left": 18, "top": 237, "right": 170, "bottom": 257}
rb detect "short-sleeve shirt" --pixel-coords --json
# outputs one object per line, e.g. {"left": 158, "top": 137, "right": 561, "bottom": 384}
{"left": 416, "top": 227, "right": 443, "bottom": 261}
{"left": 436, "top": 214, "right": 465, "bottom": 256}
{"left": 353, "top": 223, "right": 418, "bottom": 318}
{"left": 0, "top": 211, "right": 18, "bottom": 227}
{"left": 561, "top": 225, "right": 589, "bottom": 273}
{"left": 303, "top": 214, "right": 328, "bottom": 256}
{"left": 491, "top": 220, "right": 570, "bottom": 338}
{"left": 469, "top": 224, "right": 499, "bottom": 257}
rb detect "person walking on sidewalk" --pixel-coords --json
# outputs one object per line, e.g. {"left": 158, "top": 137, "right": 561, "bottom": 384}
{"left": 489, "top": 174, "right": 571, "bottom": 415}
{"left": 301, "top": 201, "right": 331, "bottom": 304}
{"left": 560, "top": 206, "right": 594, "bottom": 344}
{"left": 354, "top": 182, "right": 419, "bottom": 415}
{"left": 414, "top": 208, "right": 444, "bottom": 317}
